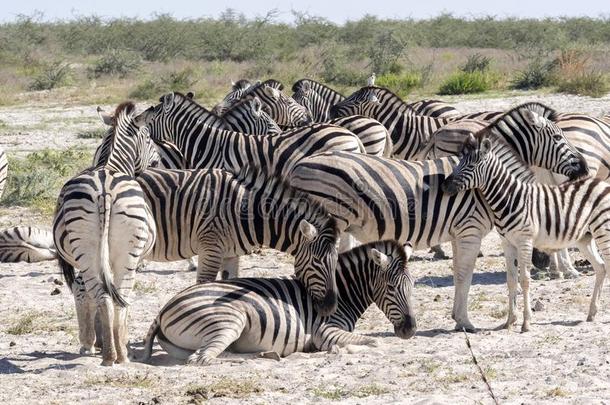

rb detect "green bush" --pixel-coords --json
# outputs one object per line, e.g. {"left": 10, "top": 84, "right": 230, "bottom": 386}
{"left": 368, "top": 30, "right": 408, "bottom": 75}
{"left": 1, "top": 148, "right": 92, "bottom": 214}
{"left": 461, "top": 53, "right": 492, "bottom": 73}
{"left": 557, "top": 72, "right": 609, "bottom": 98}
{"left": 88, "top": 49, "right": 141, "bottom": 78}
{"left": 129, "top": 78, "right": 163, "bottom": 100}
{"left": 376, "top": 72, "right": 422, "bottom": 97}
{"left": 511, "top": 60, "right": 556, "bottom": 90}
{"left": 438, "top": 71, "right": 493, "bottom": 95}
{"left": 27, "top": 62, "right": 71, "bottom": 91}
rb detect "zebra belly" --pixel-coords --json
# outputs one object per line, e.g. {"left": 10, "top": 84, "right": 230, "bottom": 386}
{"left": 230, "top": 325, "right": 312, "bottom": 356}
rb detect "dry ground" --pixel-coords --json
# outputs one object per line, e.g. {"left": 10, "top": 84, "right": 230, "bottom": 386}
{"left": 1, "top": 92, "right": 610, "bottom": 404}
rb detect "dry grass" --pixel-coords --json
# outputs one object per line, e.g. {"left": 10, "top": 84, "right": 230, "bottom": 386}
{"left": 186, "top": 377, "right": 263, "bottom": 402}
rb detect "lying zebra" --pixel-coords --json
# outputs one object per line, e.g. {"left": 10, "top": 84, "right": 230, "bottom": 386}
{"left": 442, "top": 133, "right": 609, "bottom": 332}
{"left": 139, "top": 240, "right": 415, "bottom": 365}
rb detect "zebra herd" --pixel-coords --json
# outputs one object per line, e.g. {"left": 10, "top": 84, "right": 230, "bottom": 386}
{"left": 0, "top": 77, "right": 609, "bottom": 367}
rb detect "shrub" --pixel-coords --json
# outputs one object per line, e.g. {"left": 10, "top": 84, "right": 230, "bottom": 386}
{"left": 88, "top": 49, "right": 141, "bottom": 78}
{"left": 461, "top": 53, "right": 491, "bottom": 73}
{"left": 368, "top": 30, "right": 408, "bottom": 75}
{"left": 376, "top": 72, "right": 422, "bottom": 97}
{"left": 557, "top": 72, "right": 609, "bottom": 98}
{"left": 438, "top": 71, "right": 492, "bottom": 95}
{"left": 162, "top": 68, "right": 198, "bottom": 92}
{"left": 129, "top": 78, "right": 163, "bottom": 100}
{"left": 27, "top": 62, "right": 71, "bottom": 91}
{"left": 1, "top": 148, "right": 92, "bottom": 214}
{"left": 511, "top": 59, "right": 556, "bottom": 90}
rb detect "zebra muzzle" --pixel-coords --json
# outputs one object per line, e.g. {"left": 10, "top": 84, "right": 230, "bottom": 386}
{"left": 313, "top": 289, "right": 338, "bottom": 317}
{"left": 394, "top": 315, "right": 417, "bottom": 339}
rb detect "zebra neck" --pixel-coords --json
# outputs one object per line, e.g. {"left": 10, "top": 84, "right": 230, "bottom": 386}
{"left": 479, "top": 155, "right": 531, "bottom": 222}
{"left": 330, "top": 262, "right": 377, "bottom": 328}
{"left": 103, "top": 138, "right": 136, "bottom": 176}
{"left": 172, "top": 105, "right": 225, "bottom": 152}
{"left": 491, "top": 140, "right": 536, "bottom": 183}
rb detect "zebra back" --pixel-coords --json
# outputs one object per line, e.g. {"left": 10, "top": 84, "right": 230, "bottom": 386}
{"left": 405, "top": 99, "right": 460, "bottom": 118}
{"left": 0, "top": 226, "right": 56, "bottom": 263}
{"left": 211, "top": 79, "right": 253, "bottom": 115}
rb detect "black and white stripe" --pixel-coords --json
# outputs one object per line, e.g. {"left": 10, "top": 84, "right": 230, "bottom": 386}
{"left": 442, "top": 133, "right": 606, "bottom": 332}
{"left": 139, "top": 240, "right": 415, "bottom": 364}
{"left": 0, "top": 226, "right": 56, "bottom": 263}
{"left": 211, "top": 79, "right": 253, "bottom": 115}
{"left": 136, "top": 166, "right": 340, "bottom": 316}
{"left": 0, "top": 146, "right": 6, "bottom": 199}
{"left": 287, "top": 106, "right": 587, "bottom": 331}
{"left": 53, "top": 102, "right": 158, "bottom": 366}
{"left": 221, "top": 97, "right": 281, "bottom": 135}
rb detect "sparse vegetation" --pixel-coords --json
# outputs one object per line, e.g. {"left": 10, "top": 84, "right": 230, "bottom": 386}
{"left": 186, "top": 377, "right": 263, "bottom": 401}
{"left": 88, "top": 49, "right": 141, "bottom": 78}
{"left": 77, "top": 127, "right": 107, "bottom": 139}
{"left": 84, "top": 372, "right": 157, "bottom": 388}
{"left": 311, "top": 385, "right": 347, "bottom": 400}
{"left": 354, "top": 384, "right": 390, "bottom": 397}
{"left": 376, "top": 72, "right": 422, "bottom": 98}
{"left": 6, "top": 310, "right": 74, "bottom": 335}
{"left": 557, "top": 71, "right": 608, "bottom": 97}
{"left": 547, "top": 386, "right": 570, "bottom": 398}
{"left": 27, "top": 62, "right": 71, "bottom": 91}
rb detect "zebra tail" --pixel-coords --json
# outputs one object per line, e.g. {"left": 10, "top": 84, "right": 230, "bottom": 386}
{"left": 58, "top": 254, "right": 76, "bottom": 291}
{"left": 98, "top": 193, "right": 128, "bottom": 308}
{"left": 140, "top": 316, "right": 160, "bottom": 361}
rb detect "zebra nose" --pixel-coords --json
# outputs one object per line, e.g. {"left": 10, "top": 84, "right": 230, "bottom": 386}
{"left": 313, "top": 289, "right": 338, "bottom": 317}
{"left": 395, "top": 315, "right": 417, "bottom": 339}
{"left": 441, "top": 177, "right": 459, "bottom": 195}
{"left": 329, "top": 105, "right": 340, "bottom": 119}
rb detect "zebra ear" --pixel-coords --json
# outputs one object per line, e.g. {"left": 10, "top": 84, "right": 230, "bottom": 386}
{"left": 251, "top": 98, "right": 262, "bottom": 117}
{"left": 480, "top": 137, "right": 492, "bottom": 156}
{"left": 301, "top": 80, "right": 311, "bottom": 92}
{"left": 186, "top": 91, "right": 195, "bottom": 99}
{"left": 522, "top": 109, "right": 546, "bottom": 129}
{"left": 163, "top": 93, "right": 175, "bottom": 112}
{"left": 403, "top": 242, "right": 413, "bottom": 262}
{"left": 97, "top": 106, "right": 114, "bottom": 126}
{"left": 134, "top": 107, "right": 153, "bottom": 128}
{"left": 263, "top": 85, "right": 280, "bottom": 100}
{"left": 371, "top": 248, "right": 390, "bottom": 271}
{"left": 299, "top": 220, "right": 318, "bottom": 242}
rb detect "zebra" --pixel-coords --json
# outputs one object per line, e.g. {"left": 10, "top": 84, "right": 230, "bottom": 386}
{"left": 0, "top": 226, "right": 56, "bottom": 263}
{"left": 442, "top": 133, "right": 608, "bottom": 332}
{"left": 211, "top": 79, "right": 253, "bottom": 115}
{"left": 221, "top": 97, "right": 281, "bottom": 135}
{"left": 135, "top": 166, "right": 340, "bottom": 316}
{"left": 217, "top": 79, "right": 312, "bottom": 128}
{"left": 0, "top": 146, "right": 7, "bottom": 199}
{"left": 287, "top": 104, "right": 588, "bottom": 331}
{"left": 139, "top": 240, "right": 415, "bottom": 365}
{"left": 53, "top": 102, "right": 159, "bottom": 366}
{"left": 414, "top": 119, "right": 488, "bottom": 160}
{"left": 137, "top": 91, "right": 365, "bottom": 175}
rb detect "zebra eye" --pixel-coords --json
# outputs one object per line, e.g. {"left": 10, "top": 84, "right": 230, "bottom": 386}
{"left": 553, "top": 134, "right": 563, "bottom": 141}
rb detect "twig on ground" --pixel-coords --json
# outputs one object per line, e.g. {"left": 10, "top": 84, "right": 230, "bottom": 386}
{"left": 462, "top": 328, "right": 499, "bottom": 405}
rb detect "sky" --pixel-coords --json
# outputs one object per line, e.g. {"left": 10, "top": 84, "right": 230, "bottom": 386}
{"left": 0, "top": 0, "right": 608, "bottom": 23}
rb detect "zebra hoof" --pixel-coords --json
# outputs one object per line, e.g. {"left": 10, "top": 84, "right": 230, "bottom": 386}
{"left": 187, "top": 353, "right": 215, "bottom": 366}
{"left": 101, "top": 358, "right": 115, "bottom": 367}
{"left": 563, "top": 269, "right": 580, "bottom": 279}
{"left": 79, "top": 346, "right": 97, "bottom": 355}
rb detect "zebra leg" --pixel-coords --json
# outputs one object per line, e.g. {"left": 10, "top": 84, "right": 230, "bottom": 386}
{"left": 577, "top": 238, "right": 606, "bottom": 322}
{"left": 517, "top": 243, "right": 534, "bottom": 332}
{"left": 221, "top": 256, "right": 240, "bottom": 279}
{"left": 313, "top": 325, "right": 378, "bottom": 352}
{"left": 73, "top": 275, "right": 98, "bottom": 354}
{"left": 98, "top": 296, "right": 118, "bottom": 366}
{"left": 557, "top": 249, "right": 579, "bottom": 279}
{"left": 196, "top": 243, "right": 225, "bottom": 283}
{"left": 501, "top": 239, "right": 519, "bottom": 330}
{"left": 186, "top": 320, "right": 246, "bottom": 366}
{"left": 451, "top": 237, "right": 482, "bottom": 332}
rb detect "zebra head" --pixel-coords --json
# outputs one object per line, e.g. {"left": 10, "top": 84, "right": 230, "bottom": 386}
{"left": 294, "top": 218, "right": 339, "bottom": 317}
{"left": 222, "top": 97, "right": 282, "bottom": 135}
{"left": 211, "top": 79, "right": 253, "bottom": 115}
{"left": 292, "top": 80, "right": 325, "bottom": 122}
{"left": 370, "top": 241, "right": 417, "bottom": 339}
{"left": 329, "top": 86, "right": 381, "bottom": 119}
{"left": 250, "top": 80, "right": 312, "bottom": 128}
{"left": 441, "top": 133, "right": 492, "bottom": 196}
{"left": 94, "top": 103, "right": 160, "bottom": 175}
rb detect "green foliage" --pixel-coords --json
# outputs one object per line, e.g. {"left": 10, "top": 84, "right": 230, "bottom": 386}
{"left": 128, "top": 68, "right": 198, "bottom": 100}
{"left": 511, "top": 59, "right": 556, "bottom": 89}
{"left": 376, "top": 72, "right": 422, "bottom": 97}
{"left": 368, "top": 30, "right": 408, "bottom": 75}
{"left": 88, "top": 49, "right": 141, "bottom": 78}
{"left": 557, "top": 72, "right": 608, "bottom": 97}
{"left": 461, "top": 53, "right": 492, "bottom": 73}
{"left": 27, "top": 62, "right": 71, "bottom": 91}
{"left": 1, "top": 148, "right": 92, "bottom": 214}
{"left": 438, "top": 71, "right": 495, "bottom": 95}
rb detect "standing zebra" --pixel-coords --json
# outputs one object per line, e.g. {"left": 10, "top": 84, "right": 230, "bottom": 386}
{"left": 135, "top": 166, "right": 340, "bottom": 316}
{"left": 443, "top": 134, "right": 607, "bottom": 332}
{"left": 0, "top": 146, "right": 7, "bottom": 199}
{"left": 137, "top": 92, "right": 364, "bottom": 175}
{"left": 288, "top": 105, "right": 588, "bottom": 331}
{"left": 139, "top": 240, "right": 415, "bottom": 365}
{"left": 0, "top": 226, "right": 56, "bottom": 263}
{"left": 53, "top": 102, "right": 159, "bottom": 365}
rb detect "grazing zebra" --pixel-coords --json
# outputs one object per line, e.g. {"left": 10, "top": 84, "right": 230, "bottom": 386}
{"left": 221, "top": 97, "right": 281, "bottom": 135}
{"left": 217, "top": 79, "right": 311, "bottom": 128}
{"left": 137, "top": 92, "right": 364, "bottom": 175}
{"left": 0, "top": 146, "right": 7, "bottom": 199}
{"left": 139, "top": 240, "right": 415, "bottom": 364}
{"left": 288, "top": 105, "right": 588, "bottom": 331}
{"left": 0, "top": 226, "right": 56, "bottom": 263}
{"left": 211, "top": 79, "right": 253, "bottom": 115}
{"left": 136, "top": 166, "right": 340, "bottom": 316}
{"left": 53, "top": 102, "right": 159, "bottom": 366}
{"left": 443, "top": 134, "right": 607, "bottom": 332}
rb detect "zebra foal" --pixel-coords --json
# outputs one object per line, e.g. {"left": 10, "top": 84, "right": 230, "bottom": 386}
{"left": 443, "top": 134, "right": 608, "bottom": 332}
{"left": 139, "top": 240, "right": 415, "bottom": 365}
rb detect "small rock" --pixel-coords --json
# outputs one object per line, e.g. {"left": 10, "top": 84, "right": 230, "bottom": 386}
{"left": 433, "top": 294, "right": 441, "bottom": 302}
{"left": 9, "top": 341, "right": 16, "bottom": 347}
{"left": 577, "top": 358, "right": 586, "bottom": 366}
{"left": 53, "top": 278, "right": 64, "bottom": 286}
{"left": 50, "top": 288, "right": 61, "bottom": 296}
{"left": 47, "top": 276, "right": 55, "bottom": 282}
{"left": 533, "top": 299, "right": 545, "bottom": 312}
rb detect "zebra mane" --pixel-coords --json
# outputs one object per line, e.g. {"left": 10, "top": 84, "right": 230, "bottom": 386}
{"left": 114, "top": 101, "right": 136, "bottom": 120}
{"left": 501, "top": 102, "right": 559, "bottom": 121}
{"left": 232, "top": 79, "right": 251, "bottom": 91}
{"left": 361, "top": 86, "right": 403, "bottom": 102}
{"left": 245, "top": 79, "right": 285, "bottom": 96}
{"left": 291, "top": 79, "right": 344, "bottom": 97}
{"left": 354, "top": 240, "right": 408, "bottom": 268}
{"left": 233, "top": 164, "right": 339, "bottom": 240}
